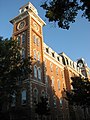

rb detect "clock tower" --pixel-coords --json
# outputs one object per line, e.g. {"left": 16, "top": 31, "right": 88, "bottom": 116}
{"left": 10, "top": 2, "right": 45, "bottom": 59}
{"left": 10, "top": 2, "right": 46, "bottom": 119}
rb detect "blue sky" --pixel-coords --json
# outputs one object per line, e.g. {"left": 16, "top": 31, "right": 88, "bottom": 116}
{"left": 0, "top": 0, "right": 90, "bottom": 67}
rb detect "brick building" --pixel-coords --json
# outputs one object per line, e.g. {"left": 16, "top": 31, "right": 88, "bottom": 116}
{"left": 10, "top": 2, "right": 90, "bottom": 120}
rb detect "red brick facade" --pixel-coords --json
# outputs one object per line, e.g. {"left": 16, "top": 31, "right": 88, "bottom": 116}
{"left": 10, "top": 2, "right": 90, "bottom": 120}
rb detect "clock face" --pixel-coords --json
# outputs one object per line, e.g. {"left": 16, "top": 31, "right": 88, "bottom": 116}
{"left": 17, "top": 20, "right": 26, "bottom": 30}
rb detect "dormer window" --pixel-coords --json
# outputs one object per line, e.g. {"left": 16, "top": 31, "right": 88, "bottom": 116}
{"left": 25, "top": 6, "right": 28, "bottom": 10}
{"left": 21, "top": 9, "right": 24, "bottom": 13}
{"left": 57, "top": 57, "right": 60, "bottom": 61}
{"left": 52, "top": 53, "right": 55, "bottom": 57}
{"left": 46, "top": 48, "right": 49, "bottom": 53}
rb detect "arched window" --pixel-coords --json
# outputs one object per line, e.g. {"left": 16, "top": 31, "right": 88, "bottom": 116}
{"left": 21, "top": 89, "right": 27, "bottom": 105}
{"left": 22, "top": 33, "right": 26, "bottom": 44}
{"left": 50, "top": 63, "right": 53, "bottom": 72}
{"left": 56, "top": 66, "right": 59, "bottom": 75}
{"left": 57, "top": 79, "right": 60, "bottom": 90}
{"left": 37, "top": 52, "right": 40, "bottom": 61}
{"left": 34, "top": 65, "right": 37, "bottom": 78}
{"left": 33, "top": 88, "right": 38, "bottom": 104}
{"left": 52, "top": 76, "right": 54, "bottom": 87}
{"left": 34, "top": 50, "right": 36, "bottom": 60}
{"left": 36, "top": 37, "right": 38, "bottom": 45}
{"left": 33, "top": 34, "right": 36, "bottom": 44}
{"left": 38, "top": 68, "right": 41, "bottom": 80}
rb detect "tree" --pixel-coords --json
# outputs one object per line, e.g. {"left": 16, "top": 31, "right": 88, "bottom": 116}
{"left": 65, "top": 76, "right": 90, "bottom": 120}
{"left": 35, "top": 96, "right": 50, "bottom": 120}
{"left": 0, "top": 37, "right": 31, "bottom": 119}
{"left": 41, "top": 0, "right": 90, "bottom": 29}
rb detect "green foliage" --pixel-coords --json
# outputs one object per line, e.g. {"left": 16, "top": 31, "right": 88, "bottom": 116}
{"left": 65, "top": 76, "right": 90, "bottom": 107}
{"left": 0, "top": 37, "right": 31, "bottom": 109}
{"left": 41, "top": 0, "right": 90, "bottom": 29}
{"left": 35, "top": 96, "right": 50, "bottom": 116}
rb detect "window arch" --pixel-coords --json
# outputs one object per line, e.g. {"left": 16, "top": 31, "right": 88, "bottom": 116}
{"left": 21, "top": 89, "right": 27, "bottom": 105}
{"left": 34, "top": 65, "right": 37, "bottom": 79}
{"left": 38, "top": 67, "right": 41, "bottom": 80}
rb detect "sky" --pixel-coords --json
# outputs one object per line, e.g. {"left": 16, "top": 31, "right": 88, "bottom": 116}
{"left": 0, "top": 0, "right": 90, "bottom": 67}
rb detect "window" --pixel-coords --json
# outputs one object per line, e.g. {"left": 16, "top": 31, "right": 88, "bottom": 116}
{"left": 21, "top": 89, "right": 27, "bottom": 105}
{"left": 36, "top": 37, "right": 38, "bottom": 46}
{"left": 50, "top": 63, "right": 53, "bottom": 72}
{"left": 57, "top": 80, "right": 60, "bottom": 90}
{"left": 22, "top": 33, "right": 26, "bottom": 44}
{"left": 56, "top": 66, "right": 59, "bottom": 75}
{"left": 57, "top": 57, "right": 60, "bottom": 61}
{"left": 37, "top": 37, "right": 40, "bottom": 46}
{"left": 66, "top": 58, "right": 69, "bottom": 65}
{"left": 62, "top": 56, "right": 66, "bottom": 65}
{"left": 37, "top": 52, "right": 40, "bottom": 61}
{"left": 33, "top": 88, "right": 38, "bottom": 104}
{"left": 45, "top": 75, "right": 48, "bottom": 87}
{"left": 60, "top": 99, "right": 63, "bottom": 107}
{"left": 34, "top": 50, "right": 36, "bottom": 60}
{"left": 21, "top": 9, "right": 24, "bottom": 13}
{"left": 38, "top": 68, "right": 41, "bottom": 80}
{"left": 22, "top": 48, "right": 25, "bottom": 59}
{"left": 17, "top": 36, "right": 20, "bottom": 45}
{"left": 46, "top": 48, "right": 49, "bottom": 53}
{"left": 33, "top": 34, "right": 36, "bottom": 44}
{"left": 61, "top": 70, "right": 64, "bottom": 79}
{"left": 52, "top": 77, "right": 54, "bottom": 87}
{"left": 34, "top": 65, "right": 37, "bottom": 79}
{"left": 52, "top": 52, "right": 55, "bottom": 57}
